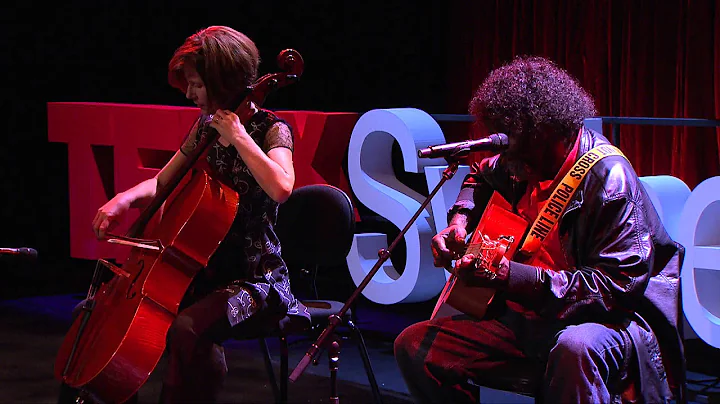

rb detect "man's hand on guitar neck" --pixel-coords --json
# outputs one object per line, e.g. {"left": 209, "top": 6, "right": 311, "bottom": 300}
{"left": 431, "top": 223, "right": 468, "bottom": 268}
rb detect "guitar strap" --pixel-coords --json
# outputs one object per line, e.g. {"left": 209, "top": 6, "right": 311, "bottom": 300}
{"left": 517, "top": 144, "right": 628, "bottom": 257}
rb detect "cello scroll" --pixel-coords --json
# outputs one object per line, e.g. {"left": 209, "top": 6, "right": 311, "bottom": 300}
{"left": 235, "top": 49, "right": 304, "bottom": 122}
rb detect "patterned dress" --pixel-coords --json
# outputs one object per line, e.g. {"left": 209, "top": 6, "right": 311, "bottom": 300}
{"left": 181, "top": 109, "right": 310, "bottom": 328}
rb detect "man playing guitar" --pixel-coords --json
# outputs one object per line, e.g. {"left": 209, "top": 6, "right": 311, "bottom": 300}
{"left": 394, "top": 56, "right": 685, "bottom": 404}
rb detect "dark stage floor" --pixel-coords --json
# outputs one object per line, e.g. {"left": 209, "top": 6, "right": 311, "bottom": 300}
{"left": 0, "top": 278, "right": 718, "bottom": 403}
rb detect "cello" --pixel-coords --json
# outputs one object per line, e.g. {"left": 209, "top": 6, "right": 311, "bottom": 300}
{"left": 54, "top": 49, "right": 304, "bottom": 404}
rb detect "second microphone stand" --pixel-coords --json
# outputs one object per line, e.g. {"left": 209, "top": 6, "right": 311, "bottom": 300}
{"left": 288, "top": 157, "right": 464, "bottom": 403}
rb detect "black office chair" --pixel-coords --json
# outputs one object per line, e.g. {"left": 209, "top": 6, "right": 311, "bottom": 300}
{"left": 258, "top": 184, "right": 382, "bottom": 404}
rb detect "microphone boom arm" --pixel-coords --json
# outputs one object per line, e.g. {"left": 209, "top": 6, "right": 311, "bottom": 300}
{"left": 288, "top": 159, "right": 464, "bottom": 395}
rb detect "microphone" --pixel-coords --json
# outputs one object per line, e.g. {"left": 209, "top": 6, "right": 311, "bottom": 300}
{"left": 0, "top": 247, "right": 38, "bottom": 259}
{"left": 417, "top": 133, "right": 509, "bottom": 159}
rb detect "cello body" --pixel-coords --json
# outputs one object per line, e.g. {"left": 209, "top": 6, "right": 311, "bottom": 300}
{"left": 54, "top": 168, "right": 239, "bottom": 403}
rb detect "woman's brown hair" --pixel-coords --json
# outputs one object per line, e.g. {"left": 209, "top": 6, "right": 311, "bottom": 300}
{"left": 168, "top": 26, "right": 260, "bottom": 110}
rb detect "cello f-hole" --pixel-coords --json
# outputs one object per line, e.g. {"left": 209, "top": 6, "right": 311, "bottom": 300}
{"left": 126, "top": 259, "right": 145, "bottom": 299}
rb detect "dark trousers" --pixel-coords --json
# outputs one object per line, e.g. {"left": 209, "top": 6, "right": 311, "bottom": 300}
{"left": 59, "top": 286, "right": 284, "bottom": 404}
{"left": 393, "top": 310, "right": 634, "bottom": 404}
{"left": 159, "top": 286, "right": 284, "bottom": 403}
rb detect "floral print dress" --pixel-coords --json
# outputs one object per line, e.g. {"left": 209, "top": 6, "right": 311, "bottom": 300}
{"left": 181, "top": 109, "right": 310, "bottom": 328}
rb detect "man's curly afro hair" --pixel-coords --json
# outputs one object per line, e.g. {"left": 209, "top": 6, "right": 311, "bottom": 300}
{"left": 469, "top": 56, "right": 597, "bottom": 144}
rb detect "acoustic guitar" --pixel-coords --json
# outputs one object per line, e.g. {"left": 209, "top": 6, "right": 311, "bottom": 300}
{"left": 431, "top": 191, "right": 529, "bottom": 320}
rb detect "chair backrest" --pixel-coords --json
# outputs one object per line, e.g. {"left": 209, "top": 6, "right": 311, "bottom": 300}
{"left": 274, "top": 184, "right": 355, "bottom": 269}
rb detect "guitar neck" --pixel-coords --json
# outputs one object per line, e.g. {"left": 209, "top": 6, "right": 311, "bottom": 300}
{"left": 464, "top": 243, "right": 483, "bottom": 256}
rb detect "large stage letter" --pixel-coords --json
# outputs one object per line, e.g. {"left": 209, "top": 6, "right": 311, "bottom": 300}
{"left": 640, "top": 176, "right": 698, "bottom": 340}
{"left": 48, "top": 103, "right": 358, "bottom": 260}
{"left": 639, "top": 176, "right": 692, "bottom": 241}
{"left": 346, "top": 108, "right": 448, "bottom": 304}
{"left": 675, "top": 177, "right": 720, "bottom": 348}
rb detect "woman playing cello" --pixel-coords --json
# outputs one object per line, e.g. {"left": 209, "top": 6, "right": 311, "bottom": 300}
{"left": 59, "top": 25, "right": 309, "bottom": 403}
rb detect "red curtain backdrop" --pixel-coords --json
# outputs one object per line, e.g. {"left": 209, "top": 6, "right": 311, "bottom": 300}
{"left": 444, "top": 0, "right": 720, "bottom": 189}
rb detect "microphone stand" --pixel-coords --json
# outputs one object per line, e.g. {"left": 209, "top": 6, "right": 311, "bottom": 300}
{"left": 289, "top": 156, "right": 464, "bottom": 402}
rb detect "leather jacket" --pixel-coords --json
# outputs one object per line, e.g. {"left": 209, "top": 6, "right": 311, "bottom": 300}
{"left": 451, "top": 127, "right": 685, "bottom": 401}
